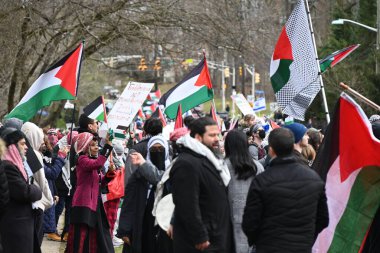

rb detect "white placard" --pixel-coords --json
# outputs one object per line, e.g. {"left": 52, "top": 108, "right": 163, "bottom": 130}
{"left": 231, "top": 94, "right": 255, "bottom": 116}
{"left": 107, "top": 82, "right": 154, "bottom": 130}
{"left": 253, "top": 97, "right": 266, "bottom": 112}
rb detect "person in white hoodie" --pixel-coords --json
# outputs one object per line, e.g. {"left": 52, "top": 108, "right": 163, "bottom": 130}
{"left": 21, "top": 122, "right": 54, "bottom": 246}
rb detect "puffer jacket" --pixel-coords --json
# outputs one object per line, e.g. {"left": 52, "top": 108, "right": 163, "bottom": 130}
{"left": 242, "top": 155, "right": 329, "bottom": 253}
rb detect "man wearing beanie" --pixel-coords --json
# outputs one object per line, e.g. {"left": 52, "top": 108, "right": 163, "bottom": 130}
{"left": 283, "top": 123, "right": 309, "bottom": 166}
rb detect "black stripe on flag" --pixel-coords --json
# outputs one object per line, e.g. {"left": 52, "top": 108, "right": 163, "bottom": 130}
{"left": 312, "top": 99, "right": 340, "bottom": 181}
{"left": 45, "top": 45, "right": 81, "bottom": 73}
{"left": 159, "top": 58, "right": 205, "bottom": 107}
{"left": 83, "top": 96, "right": 103, "bottom": 116}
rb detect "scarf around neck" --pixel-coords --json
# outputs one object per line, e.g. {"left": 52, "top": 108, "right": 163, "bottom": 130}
{"left": 2, "top": 144, "right": 27, "bottom": 181}
{"left": 176, "top": 134, "right": 230, "bottom": 186}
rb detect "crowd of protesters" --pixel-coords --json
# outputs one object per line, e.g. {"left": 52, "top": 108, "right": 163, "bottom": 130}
{"left": 0, "top": 109, "right": 379, "bottom": 253}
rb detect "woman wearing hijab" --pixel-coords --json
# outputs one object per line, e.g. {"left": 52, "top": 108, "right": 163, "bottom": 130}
{"left": 117, "top": 135, "right": 169, "bottom": 253}
{"left": 66, "top": 132, "right": 114, "bottom": 253}
{"left": 21, "top": 122, "right": 55, "bottom": 245}
{"left": 0, "top": 128, "right": 42, "bottom": 253}
{"left": 224, "top": 130, "right": 264, "bottom": 253}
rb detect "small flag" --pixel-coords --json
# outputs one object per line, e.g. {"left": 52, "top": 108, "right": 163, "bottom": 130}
{"left": 83, "top": 96, "right": 107, "bottom": 122}
{"left": 320, "top": 44, "right": 360, "bottom": 73}
{"left": 6, "top": 43, "right": 83, "bottom": 121}
{"left": 209, "top": 103, "right": 220, "bottom": 130}
{"left": 174, "top": 104, "right": 183, "bottom": 130}
{"left": 159, "top": 56, "right": 213, "bottom": 119}
{"left": 151, "top": 107, "right": 167, "bottom": 127}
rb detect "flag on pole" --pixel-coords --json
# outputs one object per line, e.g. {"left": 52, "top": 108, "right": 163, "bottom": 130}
{"left": 209, "top": 103, "right": 220, "bottom": 130}
{"left": 137, "top": 108, "right": 145, "bottom": 121}
{"left": 312, "top": 93, "right": 380, "bottom": 252}
{"left": 270, "top": 0, "right": 320, "bottom": 120}
{"left": 151, "top": 107, "right": 167, "bottom": 127}
{"left": 83, "top": 96, "right": 107, "bottom": 122}
{"left": 159, "top": 56, "right": 213, "bottom": 119}
{"left": 6, "top": 43, "right": 83, "bottom": 121}
{"left": 320, "top": 44, "right": 360, "bottom": 73}
{"left": 174, "top": 104, "right": 183, "bottom": 130}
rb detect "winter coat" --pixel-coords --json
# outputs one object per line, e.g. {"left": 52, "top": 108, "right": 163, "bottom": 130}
{"left": 70, "top": 144, "right": 112, "bottom": 227}
{"left": 0, "top": 161, "right": 9, "bottom": 217}
{"left": 170, "top": 147, "right": 233, "bottom": 253}
{"left": 0, "top": 160, "right": 42, "bottom": 253}
{"left": 226, "top": 158, "right": 264, "bottom": 253}
{"left": 242, "top": 155, "right": 329, "bottom": 253}
{"left": 117, "top": 162, "right": 163, "bottom": 253}
{"left": 43, "top": 157, "right": 65, "bottom": 233}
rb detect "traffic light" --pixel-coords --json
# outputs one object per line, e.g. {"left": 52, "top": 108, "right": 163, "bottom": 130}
{"left": 138, "top": 57, "right": 148, "bottom": 71}
{"left": 224, "top": 67, "right": 230, "bottom": 78}
{"left": 153, "top": 58, "right": 161, "bottom": 70}
{"left": 239, "top": 66, "right": 243, "bottom": 76}
{"left": 254, "top": 73, "right": 260, "bottom": 84}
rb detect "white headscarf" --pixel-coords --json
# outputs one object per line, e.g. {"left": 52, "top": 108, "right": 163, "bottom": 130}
{"left": 146, "top": 135, "right": 170, "bottom": 169}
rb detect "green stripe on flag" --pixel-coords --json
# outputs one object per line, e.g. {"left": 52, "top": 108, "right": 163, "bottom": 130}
{"left": 328, "top": 166, "right": 380, "bottom": 253}
{"left": 320, "top": 59, "right": 333, "bottom": 73}
{"left": 96, "top": 111, "right": 105, "bottom": 121}
{"left": 164, "top": 86, "right": 213, "bottom": 119}
{"left": 6, "top": 85, "right": 74, "bottom": 121}
{"left": 270, "top": 59, "right": 293, "bottom": 93}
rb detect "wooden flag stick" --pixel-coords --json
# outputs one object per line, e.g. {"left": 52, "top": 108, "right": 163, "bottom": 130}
{"left": 340, "top": 82, "right": 380, "bottom": 111}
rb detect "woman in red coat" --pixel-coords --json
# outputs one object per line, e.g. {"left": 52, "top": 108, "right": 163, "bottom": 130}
{"left": 66, "top": 132, "right": 114, "bottom": 253}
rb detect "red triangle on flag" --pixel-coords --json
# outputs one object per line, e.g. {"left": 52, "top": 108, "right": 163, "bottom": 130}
{"left": 55, "top": 44, "right": 83, "bottom": 97}
{"left": 339, "top": 96, "right": 380, "bottom": 181}
{"left": 272, "top": 27, "right": 294, "bottom": 61}
{"left": 174, "top": 104, "right": 183, "bottom": 130}
{"left": 194, "top": 58, "right": 213, "bottom": 89}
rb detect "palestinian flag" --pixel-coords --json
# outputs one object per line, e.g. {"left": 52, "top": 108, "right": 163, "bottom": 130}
{"left": 270, "top": 0, "right": 320, "bottom": 121}
{"left": 137, "top": 108, "right": 145, "bottom": 121}
{"left": 174, "top": 103, "right": 183, "bottom": 130}
{"left": 147, "top": 89, "right": 162, "bottom": 102}
{"left": 151, "top": 107, "right": 167, "bottom": 127}
{"left": 312, "top": 93, "right": 380, "bottom": 252}
{"left": 83, "top": 96, "right": 107, "bottom": 122}
{"left": 320, "top": 44, "right": 360, "bottom": 73}
{"left": 159, "top": 56, "right": 213, "bottom": 119}
{"left": 209, "top": 103, "right": 220, "bottom": 130}
{"left": 6, "top": 43, "right": 83, "bottom": 121}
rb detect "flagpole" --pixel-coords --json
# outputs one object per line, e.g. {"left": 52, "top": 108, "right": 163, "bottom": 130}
{"left": 69, "top": 41, "right": 85, "bottom": 146}
{"left": 340, "top": 82, "right": 380, "bottom": 111}
{"left": 304, "top": 0, "right": 330, "bottom": 123}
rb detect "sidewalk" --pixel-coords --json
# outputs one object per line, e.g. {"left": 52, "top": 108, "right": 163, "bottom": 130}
{"left": 40, "top": 209, "right": 123, "bottom": 253}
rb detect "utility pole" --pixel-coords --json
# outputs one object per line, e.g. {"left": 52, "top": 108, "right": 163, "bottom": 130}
{"left": 251, "top": 65, "right": 255, "bottom": 97}
{"left": 232, "top": 64, "right": 236, "bottom": 117}
{"left": 241, "top": 58, "right": 245, "bottom": 96}
{"left": 377, "top": 0, "right": 380, "bottom": 74}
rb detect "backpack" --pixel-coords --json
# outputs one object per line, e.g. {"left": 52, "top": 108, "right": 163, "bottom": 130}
{"left": 250, "top": 142, "right": 266, "bottom": 160}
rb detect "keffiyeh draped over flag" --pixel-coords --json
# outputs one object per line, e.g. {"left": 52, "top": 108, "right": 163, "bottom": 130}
{"left": 270, "top": 0, "right": 320, "bottom": 120}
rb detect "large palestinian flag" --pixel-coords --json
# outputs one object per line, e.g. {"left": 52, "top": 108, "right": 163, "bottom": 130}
{"left": 159, "top": 57, "right": 213, "bottom": 119}
{"left": 270, "top": 0, "right": 320, "bottom": 121}
{"left": 6, "top": 43, "right": 83, "bottom": 121}
{"left": 83, "top": 96, "right": 107, "bottom": 122}
{"left": 312, "top": 93, "right": 380, "bottom": 252}
{"left": 320, "top": 44, "right": 360, "bottom": 73}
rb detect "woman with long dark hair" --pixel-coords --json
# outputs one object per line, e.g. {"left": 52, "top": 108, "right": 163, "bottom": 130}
{"left": 224, "top": 130, "right": 264, "bottom": 253}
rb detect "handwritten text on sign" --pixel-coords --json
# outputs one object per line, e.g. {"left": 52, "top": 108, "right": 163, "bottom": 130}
{"left": 108, "top": 82, "right": 154, "bottom": 130}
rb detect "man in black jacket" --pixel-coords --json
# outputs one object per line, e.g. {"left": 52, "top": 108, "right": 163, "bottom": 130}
{"left": 242, "top": 128, "right": 329, "bottom": 253}
{"left": 170, "top": 117, "right": 233, "bottom": 253}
